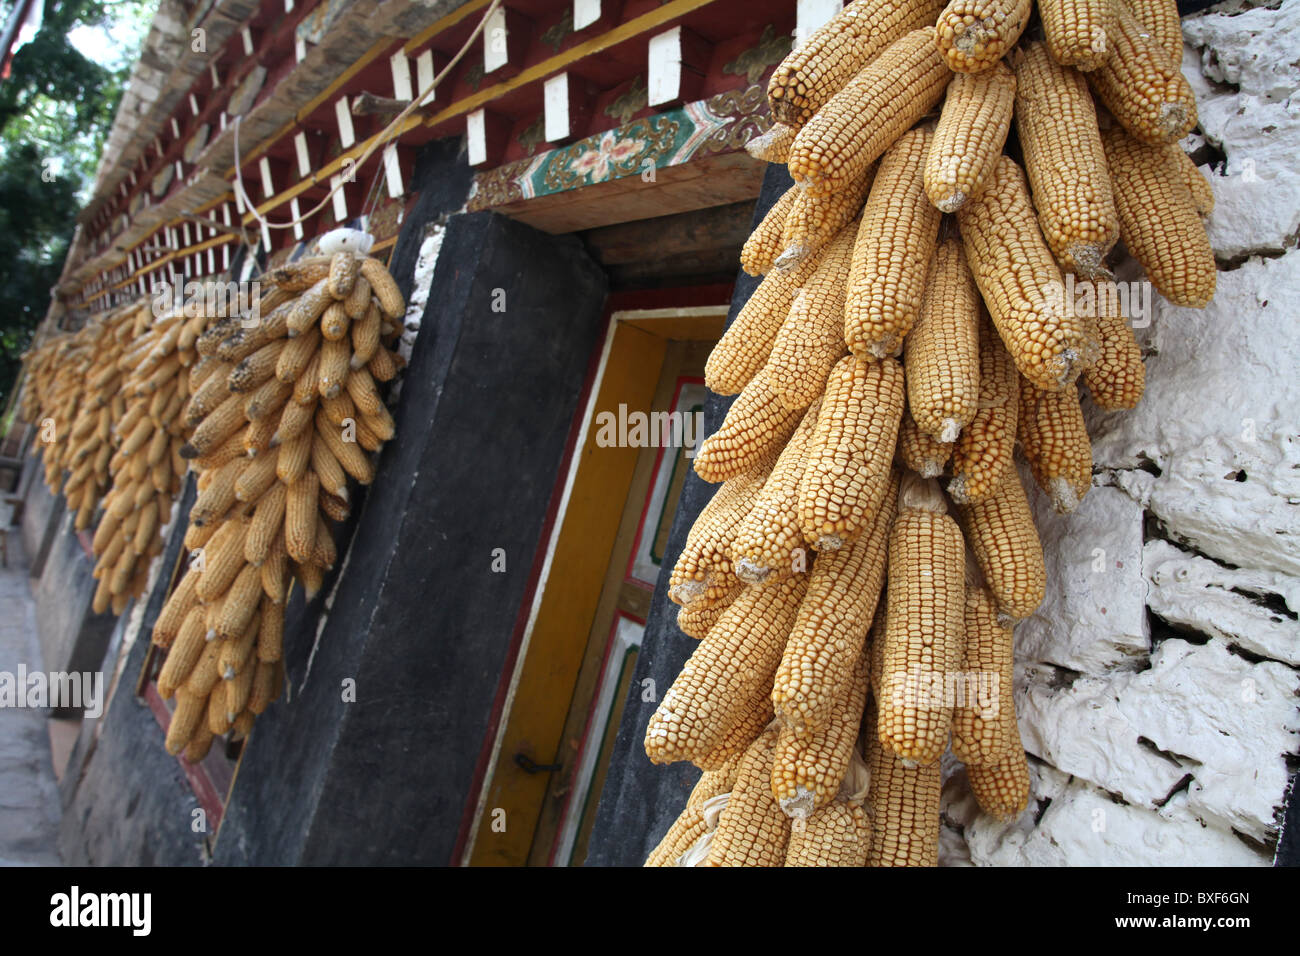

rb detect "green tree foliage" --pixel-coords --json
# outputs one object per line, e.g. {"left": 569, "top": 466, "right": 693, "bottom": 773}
{"left": 0, "top": 0, "right": 151, "bottom": 410}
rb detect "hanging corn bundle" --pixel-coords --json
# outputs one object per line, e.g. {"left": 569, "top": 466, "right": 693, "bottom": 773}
{"left": 646, "top": 0, "right": 1213, "bottom": 867}
{"left": 148, "top": 239, "right": 407, "bottom": 762}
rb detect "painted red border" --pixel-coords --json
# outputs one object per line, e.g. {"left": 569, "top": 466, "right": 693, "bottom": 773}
{"left": 143, "top": 683, "right": 226, "bottom": 832}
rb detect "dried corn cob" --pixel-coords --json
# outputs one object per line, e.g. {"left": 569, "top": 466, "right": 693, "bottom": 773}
{"left": 1083, "top": 309, "right": 1145, "bottom": 410}
{"left": 951, "top": 580, "right": 1016, "bottom": 765}
{"left": 787, "top": 30, "right": 949, "bottom": 197}
{"left": 897, "top": 408, "right": 953, "bottom": 478}
{"left": 866, "top": 703, "right": 940, "bottom": 866}
{"left": 775, "top": 163, "right": 873, "bottom": 272}
{"left": 1126, "top": 0, "right": 1184, "bottom": 67}
{"left": 740, "top": 187, "right": 797, "bottom": 277}
{"left": 1018, "top": 377, "right": 1093, "bottom": 513}
{"left": 1103, "top": 126, "right": 1216, "bottom": 308}
{"left": 905, "top": 239, "right": 981, "bottom": 443}
{"left": 745, "top": 123, "right": 796, "bottom": 164}
{"left": 845, "top": 126, "right": 941, "bottom": 360}
{"left": 706, "top": 729, "right": 790, "bottom": 866}
{"left": 934, "top": 0, "right": 1032, "bottom": 73}
{"left": 953, "top": 463, "right": 1045, "bottom": 622}
{"left": 946, "top": 314, "right": 1017, "bottom": 504}
{"left": 767, "top": 0, "right": 947, "bottom": 129}
{"left": 694, "top": 369, "right": 804, "bottom": 484}
{"left": 797, "top": 355, "right": 904, "bottom": 551}
{"left": 1038, "top": 0, "right": 1115, "bottom": 71}
{"left": 877, "top": 475, "right": 964, "bottom": 765}
{"left": 924, "top": 63, "right": 1016, "bottom": 213}
{"left": 1088, "top": 1, "right": 1197, "bottom": 144}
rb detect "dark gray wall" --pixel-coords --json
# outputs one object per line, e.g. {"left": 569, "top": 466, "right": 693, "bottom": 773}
{"left": 584, "top": 164, "right": 792, "bottom": 867}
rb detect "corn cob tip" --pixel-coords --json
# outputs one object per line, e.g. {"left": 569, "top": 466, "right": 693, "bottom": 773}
{"left": 814, "top": 533, "right": 844, "bottom": 552}
{"left": 349, "top": 355, "right": 366, "bottom": 370}
{"left": 773, "top": 244, "right": 808, "bottom": 272}
{"left": 939, "top": 418, "right": 961, "bottom": 443}
{"left": 899, "top": 472, "right": 948, "bottom": 514}
{"left": 286, "top": 328, "right": 300, "bottom": 339}
{"left": 1067, "top": 242, "right": 1109, "bottom": 278}
{"left": 222, "top": 666, "right": 236, "bottom": 681}
{"left": 1048, "top": 475, "right": 1083, "bottom": 514}
{"left": 179, "top": 443, "right": 200, "bottom": 459}
{"left": 205, "top": 628, "right": 217, "bottom": 642}
{"left": 735, "top": 557, "right": 775, "bottom": 586}
{"left": 934, "top": 191, "right": 966, "bottom": 214}
{"left": 778, "top": 786, "right": 817, "bottom": 821}
{"left": 995, "top": 609, "right": 1017, "bottom": 628}
{"left": 670, "top": 579, "right": 707, "bottom": 606}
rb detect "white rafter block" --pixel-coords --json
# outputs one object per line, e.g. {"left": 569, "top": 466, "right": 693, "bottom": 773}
{"left": 209, "top": 64, "right": 220, "bottom": 87}
{"left": 285, "top": 0, "right": 294, "bottom": 11}
{"left": 241, "top": 26, "right": 253, "bottom": 55}
{"left": 170, "top": 117, "right": 180, "bottom": 138}
{"left": 648, "top": 27, "right": 683, "bottom": 106}
{"left": 207, "top": 247, "right": 215, "bottom": 273}
{"left": 290, "top": 197, "right": 304, "bottom": 241}
{"left": 390, "top": 51, "right": 413, "bottom": 101}
{"left": 222, "top": 244, "right": 230, "bottom": 270}
{"left": 795, "top": 0, "right": 842, "bottom": 49}
{"left": 544, "top": 73, "right": 573, "bottom": 141}
{"left": 174, "top": 160, "right": 183, "bottom": 182}
{"left": 259, "top": 157, "right": 274, "bottom": 198}
{"left": 484, "top": 5, "right": 510, "bottom": 72}
{"left": 335, "top": 97, "right": 356, "bottom": 149}
{"left": 260, "top": 220, "right": 272, "bottom": 250}
{"left": 295, "top": 35, "right": 307, "bottom": 62}
{"left": 331, "top": 174, "right": 348, "bottom": 223}
{"left": 181, "top": 222, "right": 192, "bottom": 247}
{"left": 293, "top": 133, "right": 311, "bottom": 178}
{"left": 467, "top": 109, "right": 489, "bottom": 166}
{"left": 189, "top": 93, "right": 199, "bottom": 116}
{"left": 383, "top": 143, "right": 403, "bottom": 199}
{"left": 573, "top": 0, "right": 601, "bottom": 31}
{"left": 416, "top": 49, "right": 436, "bottom": 105}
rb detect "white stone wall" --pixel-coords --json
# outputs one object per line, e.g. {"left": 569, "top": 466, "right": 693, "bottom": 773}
{"left": 941, "top": 0, "right": 1300, "bottom": 866}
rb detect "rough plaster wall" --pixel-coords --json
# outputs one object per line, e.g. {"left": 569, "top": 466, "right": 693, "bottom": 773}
{"left": 941, "top": 0, "right": 1300, "bottom": 866}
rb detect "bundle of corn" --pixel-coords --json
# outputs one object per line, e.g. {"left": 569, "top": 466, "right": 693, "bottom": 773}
{"left": 646, "top": 0, "right": 1212, "bottom": 867}
{"left": 149, "top": 244, "right": 406, "bottom": 762}
{"left": 28, "top": 302, "right": 153, "bottom": 530}
{"left": 89, "top": 301, "right": 215, "bottom": 616}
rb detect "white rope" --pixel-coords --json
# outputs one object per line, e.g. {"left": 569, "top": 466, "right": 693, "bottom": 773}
{"left": 230, "top": 0, "right": 504, "bottom": 233}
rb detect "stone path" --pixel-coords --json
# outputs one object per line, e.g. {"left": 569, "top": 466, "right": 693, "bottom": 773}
{"left": 0, "top": 534, "right": 62, "bottom": 865}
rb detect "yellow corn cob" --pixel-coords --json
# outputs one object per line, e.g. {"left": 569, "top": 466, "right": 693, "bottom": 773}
{"left": 787, "top": 29, "right": 949, "bottom": 197}
{"left": 694, "top": 369, "right": 804, "bottom": 484}
{"left": 773, "top": 469, "right": 896, "bottom": 734}
{"left": 877, "top": 475, "right": 964, "bottom": 765}
{"left": 740, "top": 187, "right": 797, "bottom": 277}
{"left": 644, "top": 572, "right": 809, "bottom": 765}
{"left": 183, "top": 641, "right": 222, "bottom": 697}
{"left": 705, "top": 252, "right": 822, "bottom": 396}
{"left": 797, "top": 355, "right": 904, "bottom": 551}
{"left": 1019, "top": 378, "right": 1093, "bottom": 513}
{"left": 956, "top": 155, "right": 1089, "bottom": 391}
{"left": 153, "top": 570, "right": 199, "bottom": 649}
{"left": 328, "top": 250, "right": 357, "bottom": 298}
{"left": 745, "top": 123, "right": 796, "bottom": 164}
{"left": 367, "top": 344, "right": 402, "bottom": 382}
{"left": 676, "top": 582, "right": 742, "bottom": 639}
{"left": 946, "top": 314, "right": 1017, "bottom": 504}
{"left": 775, "top": 163, "right": 873, "bottom": 273}
{"left": 764, "top": 225, "right": 856, "bottom": 412}
{"left": 317, "top": 339, "right": 351, "bottom": 399}
{"left": 1084, "top": 310, "right": 1145, "bottom": 410}
{"left": 215, "top": 563, "right": 262, "bottom": 640}
{"left": 320, "top": 391, "right": 357, "bottom": 428}
{"left": 905, "top": 239, "right": 981, "bottom": 443}
{"left": 783, "top": 797, "right": 872, "bottom": 867}
{"left": 360, "top": 258, "right": 404, "bottom": 317}
{"left": 678, "top": 686, "right": 757, "bottom": 773}
{"left": 865, "top": 703, "right": 941, "bottom": 866}
{"left": 321, "top": 302, "right": 350, "bottom": 342}
{"left": 310, "top": 431, "right": 351, "bottom": 501}
{"left": 1015, "top": 42, "right": 1120, "bottom": 277}
{"left": 275, "top": 427, "right": 312, "bottom": 485}
{"left": 1088, "top": 1, "right": 1196, "bottom": 144}
{"left": 295, "top": 561, "right": 325, "bottom": 600}
{"left": 729, "top": 400, "right": 819, "bottom": 586}
{"left": 952, "top": 580, "right": 1016, "bottom": 765}
{"left": 669, "top": 449, "right": 776, "bottom": 606}
{"left": 350, "top": 305, "right": 382, "bottom": 369}
{"left": 261, "top": 538, "right": 288, "bottom": 603}
{"left": 243, "top": 415, "right": 279, "bottom": 460}
{"left": 1127, "top": 0, "right": 1184, "bottom": 67}
{"left": 257, "top": 595, "right": 284, "bottom": 663}
{"left": 218, "top": 614, "right": 258, "bottom": 680}
{"left": 706, "top": 729, "right": 790, "bottom": 866}
{"left": 767, "top": 0, "right": 947, "bottom": 129}
{"left": 645, "top": 757, "right": 742, "bottom": 866}
{"left": 276, "top": 328, "right": 321, "bottom": 384}
{"left": 183, "top": 723, "right": 215, "bottom": 763}
{"left": 344, "top": 367, "right": 383, "bottom": 418}
{"left": 228, "top": 339, "right": 286, "bottom": 393}
{"left": 772, "top": 648, "right": 869, "bottom": 817}
{"left": 935, "top": 0, "right": 1032, "bottom": 73}
{"left": 273, "top": 395, "right": 315, "bottom": 446}
{"left": 1104, "top": 126, "right": 1216, "bottom": 308}
{"left": 320, "top": 491, "right": 350, "bottom": 523}
{"left": 954, "top": 463, "right": 1045, "bottom": 621}
{"left": 248, "top": 660, "right": 278, "bottom": 714}
{"left": 157, "top": 607, "right": 207, "bottom": 699}
{"left": 244, "top": 376, "right": 293, "bottom": 422}
{"left": 845, "top": 127, "right": 939, "bottom": 359}
{"left": 164, "top": 689, "right": 205, "bottom": 755}
{"left": 132, "top": 500, "right": 158, "bottom": 554}
{"left": 343, "top": 275, "right": 371, "bottom": 320}
{"left": 230, "top": 710, "right": 256, "bottom": 739}
{"left": 1168, "top": 145, "right": 1214, "bottom": 217}
{"left": 185, "top": 363, "right": 235, "bottom": 427}
{"left": 287, "top": 278, "right": 332, "bottom": 337}
{"left": 244, "top": 482, "right": 287, "bottom": 566}
{"left": 1039, "top": 0, "right": 1115, "bottom": 70}
{"left": 267, "top": 256, "right": 331, "bottom": 292}
{"left": 967, "top": 716, "right": 1030, "bottom": 818}
{"left": 898, "top": 404, "right": 954, "bottom": 479}
{"left": 284, "top": 473, "right": 319, "bottom": 564}
{"left": 316, "top": 412, "right": 374, "bottom": 484}
{"left": 190, "top": 457, "right": 243, "bottom": 526}
{"left": 924, "top": 63, "right": 1015, "bottom": 212}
